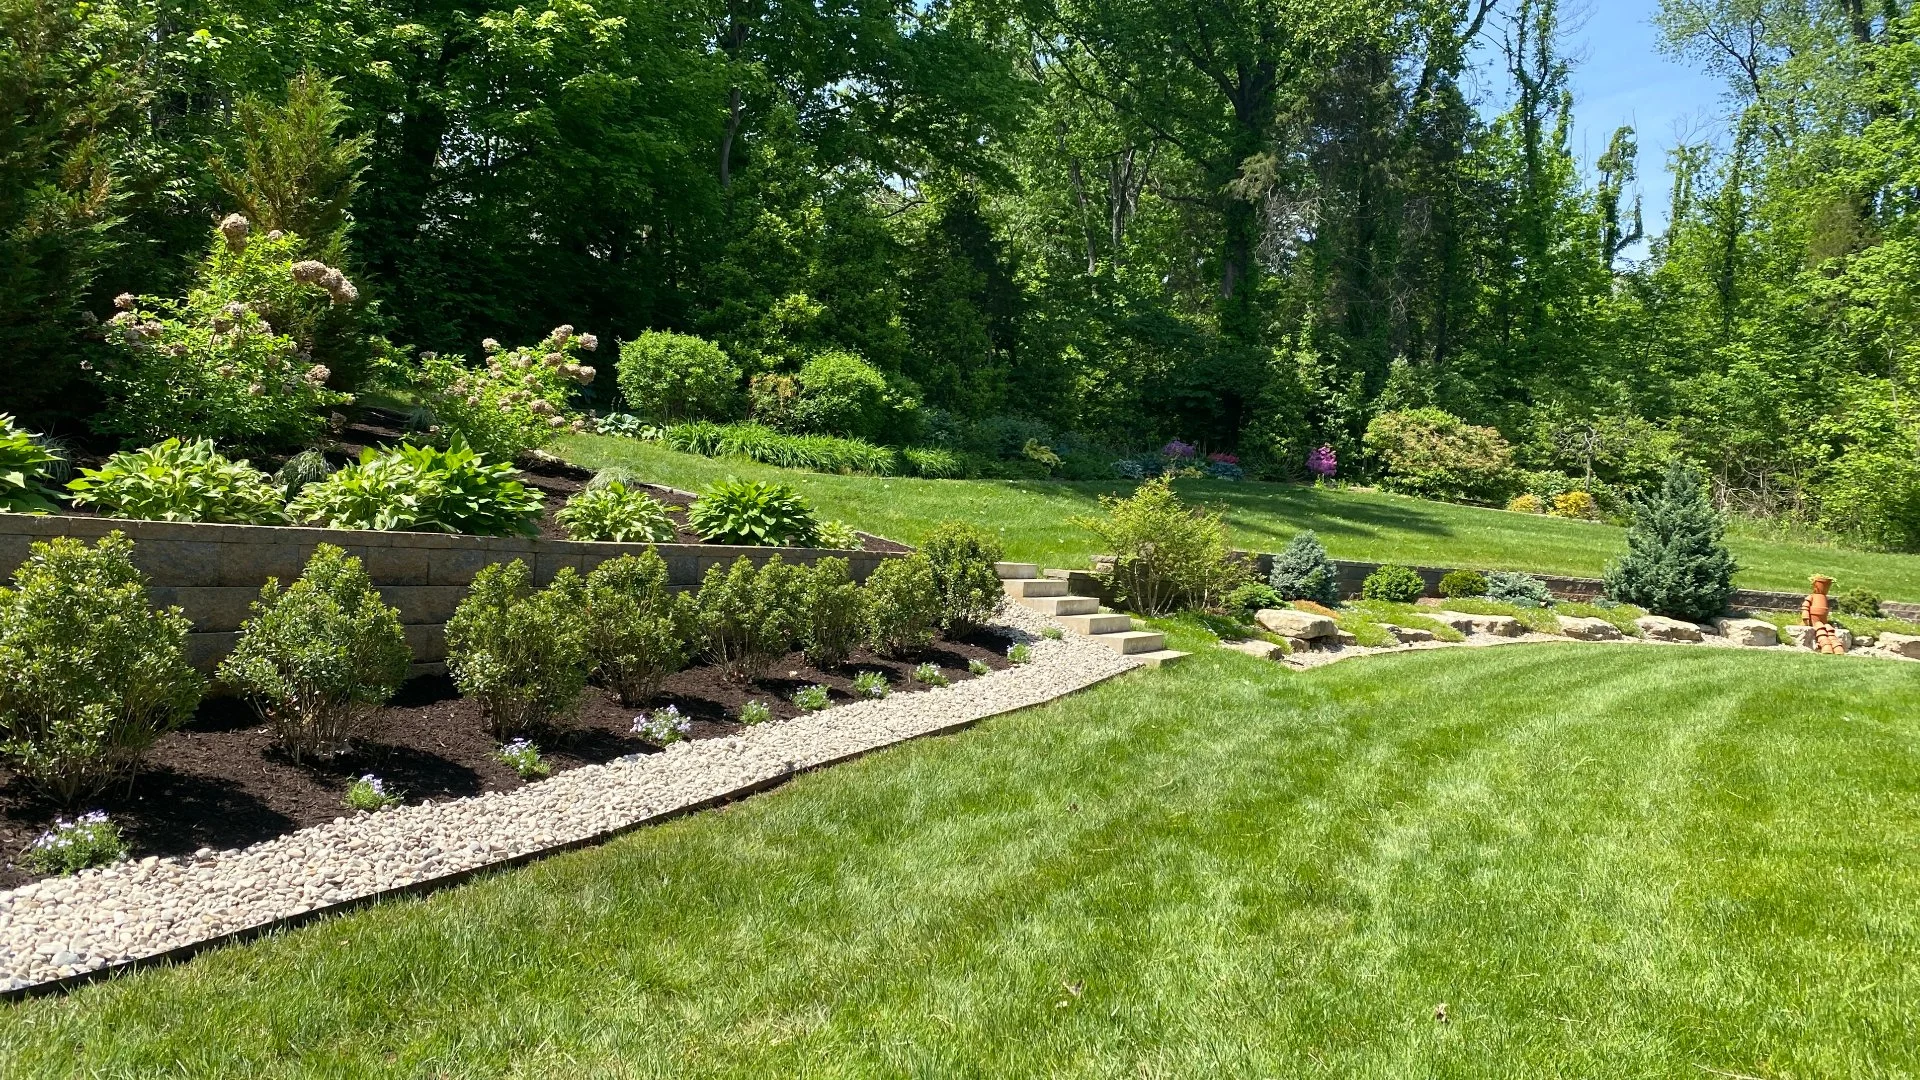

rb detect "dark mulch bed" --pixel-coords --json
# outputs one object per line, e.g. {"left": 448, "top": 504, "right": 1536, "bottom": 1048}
{"left": 0, "top": 628, "right": 1012, "bottom": 887}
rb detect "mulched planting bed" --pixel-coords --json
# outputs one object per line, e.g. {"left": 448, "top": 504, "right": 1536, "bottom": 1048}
{"left": 0, "top": 630, "right": 1009, "bottom": 888}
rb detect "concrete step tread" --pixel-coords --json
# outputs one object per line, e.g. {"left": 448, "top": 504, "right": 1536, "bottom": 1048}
{"left": 1017, "top": 595, "right": 1099, "bottom": 616}
{"left": 995, "top": 562, "right": 1041, "bottom": 579}
{"left": 1089, "top": 630, "right": 1168, "bottom": 655}
{"left": 1003, "top": 578, "right": 1068, "bottom": 598}
{"left": 1133, "top": 649, "right": 1190, "bottom": 669}
{"left": 1056, "top": 613, "right": 1133, "bottom": 636}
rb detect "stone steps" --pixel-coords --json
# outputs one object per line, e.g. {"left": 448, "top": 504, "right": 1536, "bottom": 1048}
{"left": 1003, "top": 577, "right": 1068, "bottom": 599}
{"left": 995, "top": 564, "right": 1188, "bottom": 667}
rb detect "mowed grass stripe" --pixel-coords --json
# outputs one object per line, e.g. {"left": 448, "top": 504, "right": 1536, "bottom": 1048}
{"left": 558, "top": 433, "right": 1920, "bottom": 600}
{"left": 2, "top": 645, "right": 1916, "bottom": 1077}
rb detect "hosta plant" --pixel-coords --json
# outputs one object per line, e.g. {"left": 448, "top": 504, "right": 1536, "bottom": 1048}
{"left": 446, "top": 560, "right": 590, "bottom": 737}
{"left": 557, "top": 484, "right": 677, "bottom": 543}
{"left": 0, "top": 414, "right": 64, "bottom": 514}
{"left": 583, "top": 552, "right": 690, "bottom": 706}
{"left": 0, "top": 533, "right": 203, "bottom": 803}
{"left": 287, "top": 435, "right": 543, "bottom": 535}
{"left": 687, "top": 477, "right": 818, "bottom": 546}
{"left": 411, "top": 326, "right": 599, "bottom": 460}
{"left": 814, "top": 520, "right": 862, "bottom": 549}
{"left": 218, "top": 545, "right": 411, "bottom": 762}
{"left": 67, "top": 439, "right": 286, "bottom": 524}
{"left": 22, "top": 811, "right": 127, "bottom": 875}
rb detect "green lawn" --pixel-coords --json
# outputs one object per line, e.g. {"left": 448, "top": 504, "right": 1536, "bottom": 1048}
{"left": 8, "top": 641, "right": 1916, "bottom": 1077}
{"left": 560, "top": 434, "right": 1920, "bottom": 600}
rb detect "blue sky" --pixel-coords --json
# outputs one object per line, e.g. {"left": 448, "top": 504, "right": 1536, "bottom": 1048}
{"left": 1471, "top": 0, "right": 1731, "bottom": 237}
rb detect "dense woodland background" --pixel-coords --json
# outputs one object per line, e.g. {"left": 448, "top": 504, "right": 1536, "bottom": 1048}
{"left": 5, "top": 0, "right": 1918, "bottom": 545}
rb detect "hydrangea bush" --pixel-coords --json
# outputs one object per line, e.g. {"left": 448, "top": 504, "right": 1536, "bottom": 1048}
{"left": 412, "top": 325, "right": 599, "bottom": 460}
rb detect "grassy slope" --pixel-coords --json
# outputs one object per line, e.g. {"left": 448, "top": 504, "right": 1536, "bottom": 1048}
{"left": 560, "top": 435, "right": 1920, "bottom": 599}
{"left": 8, "top": 642, "right": 1916, "bottom": 1077}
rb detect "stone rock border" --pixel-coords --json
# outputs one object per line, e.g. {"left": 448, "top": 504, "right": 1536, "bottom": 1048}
{"left": 0, "top": 605, "right": 1138, "bottom": 999}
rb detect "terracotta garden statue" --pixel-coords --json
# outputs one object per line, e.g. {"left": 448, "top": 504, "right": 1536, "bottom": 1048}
{"left": 1804, "top": 576, "right": 1846, "bottom": 655}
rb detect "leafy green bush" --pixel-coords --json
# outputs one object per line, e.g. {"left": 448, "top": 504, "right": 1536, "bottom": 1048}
{"left": 617, "top": 331, "right": 741, "bottom": 423}
{"left": 921, "top": 521, "right": 1003, "bottom": 631}
{"left": 273, "top": 449, "right": 333, "bottom": 500}
{"left": 815, "top": 520, "right": 862, "bottom": 549}
{"left": 0, "top": 533, "right": 203, "bottom": 803}
{"left": 445, "top": 560, "right": 591, "bottom": 737}
{"left": 93, "top": 220, "right": 352, "bottom": 450}
{"left": 1076, "top": 477, "right": 1245, "bottom": 616}
{"left": 1834, "top": 588, "right": 1882, "bottom": 618}
{"left": 800, "top": 557, "right": 864, "bottom": 668}
{"left": 1438, "top": 570, "right": 1488, "bottom": 599}
{"left": 902, "top": 447, "right": 964, "bottom": 478}
{"left": 218, "top": 544, "right": 411, "bottom": 762}
{"left": 22, "top": 811, "right": 127, "bottom": 875}
{"left": 688, "top": 477, "right": 818, "bottom": 546}
{"left": 862, "top": 553, "right": 941, "bottom": 656}
{"left": 1361, "top": 564, "right": 1426, "bottom": 603}
{"left": 1363, "top": 408, "right": 1515, "bottom": 503}
{"left": 692, "top": 555, "right": 803, "bottom": 681}
{"left": 557, "top": 483, "right": 677, "bottom": 542}
{"left": 789, "top": 350, "right": 918, "bottom": 442}
{"left": 0, "top": 414, "right": 64, "bottom": 513}
{"left": 67, "top": 438, "right": 286, "bottom": 524}
{"left": 1485, "top": 571, "right": 1553, "bottom": 605}
{"left": 1270, "top": 531, "right": 1340, "bottom": 605}
{"left": 1224, "top": 582, "right": 1284, "bottom": 619}
{"left": 1603, "top": 463, "right": 1739, "bottom": 622}
{"left": 663, "top": 421, "right": 898, "bottom": 475}
{"left": 1816, "top": 451, "right": 1920, "bottom": 551}
{"left": 582, "top": 551, "right": 690, "bottom": 706}
{"left": 287, "top": 435, "right": 543, "bottom": 535}
{"left": 413, "top": 326, "right": 598, "bottom": 459}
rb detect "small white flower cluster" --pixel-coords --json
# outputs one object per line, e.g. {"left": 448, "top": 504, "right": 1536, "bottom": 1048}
{"left": 631, "top": 704, "right": 691, "bottom": 745}
{"left": 30, "top": 810, "right": 111, "bottom": 854}
{"left": 289, "top": 257, "right": 359, "bottom": 306}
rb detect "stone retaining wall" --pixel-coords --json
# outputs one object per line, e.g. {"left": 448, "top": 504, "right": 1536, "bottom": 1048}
{"left": 0, "top": 516, "right": 899, "bottom": 670}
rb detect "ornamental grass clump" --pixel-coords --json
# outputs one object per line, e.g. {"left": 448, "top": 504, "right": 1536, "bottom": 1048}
{"left": 0, "top": 414, "right": 64, "bottom": 513}
{"left": 446, "top": 560, "right": 590, "bottom": 737}
{"left": 0, "top": 533, "right": 203, "bottom": 804}
{"left": 632, "top": 705, "right": 690, "bottom": 745}
{"left": 862, "top": 553, "right": 941, "bottom": 657}
{"left": 687, "top": 477, "right": 818, "bottom": 546}
{"left": 1270, "top": 531, "right": 1339, "bottom": 606}
{"left": 692, "top": 555, "right": 803, "bottom": 681}
{"left": 1077, "top": 477, "right": 1244, "bottom": 616}
{"left": 272, "top": 449, "right": 333, "bottom": 500}
{"left": 22, "top": 811, "right": 127, "bottom": 875}
{"left": 800, "top": 557, "right": 864, "bottom": 668}
{"left": 583, "top": 551, "right": 690, "bottom": 707}
{"left": 921, "top": 521, "right": 1004, "bottom": 632}
{"left": 1604, "top": 464, "right": 1739, "bottom": 622}
{"left": 218, "top": 545, "right": 411, "bottom": 762}
{"left": 288, "top": 435, "right": 543, "bottom": 535}
{"left": 68, "top": 439, "right": 287, "bottom": 524}
{"left": 558, "top": 483, "right": 677, "bottom": 542}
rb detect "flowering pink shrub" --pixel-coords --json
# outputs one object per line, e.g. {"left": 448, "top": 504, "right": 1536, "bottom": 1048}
{"left": 1208, "top": 452, "right": 1239, "bottom": 465}
{"left": 413, "top": 326, "right": 599, "bottom": 459}
{"left": 1308, "top": 445, "right": 1338, "bottom": 480}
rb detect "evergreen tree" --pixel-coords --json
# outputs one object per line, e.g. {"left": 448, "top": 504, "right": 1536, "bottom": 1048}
{"left": 1270, "top": 531, "right": 1340, "bottom": 606}
{"left": 1603, "top": 464, "right": 1739, "bottom": 622}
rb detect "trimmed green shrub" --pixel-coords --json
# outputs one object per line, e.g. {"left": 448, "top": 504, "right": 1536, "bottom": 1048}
{"left": 1361, "top": 564, "right": 1426, "bottom": 603}
{"left": 1224, "top": 582, "right": 1284, "bottom": 619}
{"left": 287, "top": 435, "right": 544, "bottom": 536}
{"left": 1485, "top": 570, "right": 1553, "bottom": 605}
{"left": 582, "top": 551, "right": 690, "bottom": 707}
{"left": 786, "top": 350, "right": 909, "bottom": 442}
{"left": 67, "top": 439, "right": 286, "bottom": 524}
{"left": 616, "top": 331, "right": 741, "bottom": 423}
{"left": 688, "top": 477, "right": 818, "bottom": 546}
{"left": 413, "top": 326, "right": 598, "bottom": 459}
{"left": 1076, "top": 477, "right": 1245, "bottom": 616}
{"left": 1603, "top": 463, "right": 1739, "bottom": 622}
{"left": 0, "top": 533, "right": 203, "bottom": 804}
{"left": 1438, "top": 570, "right": 1488, "bottom": 599}
{"left": 0, "top": 414, "right": 64, "bottom": 513}
{"left": 863, "top": 553, "right": 941, "bottom": 656}
{"left": 1363, "top": 408, "right": 1515, "bottom": 503}
{"left": 557, "top": 483, "right": 677, "bottom": 542}
{"left": 800, "top": 557, "right": 864, "bottom": 668}
{"left": 921, "top": 521, "right": 1003, "bottom": 631}
{"left": 218, "top": 544, "right": 411, "bottom": 762}
{"left": 692, "top": 555, "right": 803, "bottom": 681}
{"left": 1834, "top": 588, "right": 1882, "bottom": 618}
{"left": 445, "top": 560, "right": 591, "bottom": 737}
{"left": 22, "top": 811, "right": 128, "bottom": 875}
{"left": 273, "top": 449, "right": 333, "bottom": 500}
{"left": 663, "top": 422, "right": 898, "bottom": 475}
{"left": 1269, "top": 530, "right": 1340, "bottom": 606}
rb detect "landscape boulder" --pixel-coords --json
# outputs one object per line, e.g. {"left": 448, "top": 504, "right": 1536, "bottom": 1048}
{"left": 1220, "top": 639, "right": 1288, "bottom": 662}
{"left": 1380, "top": 623, "right": 1435, "bottom": 644}
{"left": 1433, "top": 611, "right": 1524, "bottom": 637}
{"left": 1556, "top": 615, "right": 1622, "bottom": 641}
{"left": 1780, "top": 624, "right": 1854, "bottom": 652}
{"left": 1637, "top": 615, "right": 1706, "bottom": 642}
{"left": 1255, "top": 609, "right": 1337, "bottom": 641}
{"left": 1877, "top": 632, "right": 1920, "bottom": 659}
{"left": 1711, "top": 617, "right": 1779, "bottom": 648}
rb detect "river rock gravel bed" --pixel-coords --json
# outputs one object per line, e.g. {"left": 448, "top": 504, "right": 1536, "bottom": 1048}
{"left": 0, "top": 605, "right": 1138, "bottom": 995}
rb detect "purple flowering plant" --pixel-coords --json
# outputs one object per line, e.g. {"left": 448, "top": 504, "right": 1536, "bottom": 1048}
{"left": 497, "top": 738, "right": 551, "bottom": 779}
{"left": 345, "top": 773, "right": 401, "bottom": 812}
{"left": 1161, "top": 440, "right": 1198, "bottom": 460}
{"left": 1308, "top": 445, "right": 1338, "bottom": 482}
{"left": 23, "top": 811, "right": 127, "bottom": 875}
{"left": 632, "top": 704, "right": 691, "bottom": 745}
